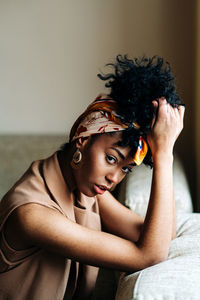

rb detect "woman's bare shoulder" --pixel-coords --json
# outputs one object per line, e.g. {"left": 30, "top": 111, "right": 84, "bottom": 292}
{"left": 4, "top": 203, "right": 58, "bottom": 250}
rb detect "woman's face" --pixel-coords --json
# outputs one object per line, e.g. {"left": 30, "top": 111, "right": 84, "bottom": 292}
{"left": 72, "top": 132, "right": 135, "bottom": 197}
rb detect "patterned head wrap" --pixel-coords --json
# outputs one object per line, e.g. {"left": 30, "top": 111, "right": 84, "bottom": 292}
{"left": 70, "top": 94, "right": 148, "bottom": 165}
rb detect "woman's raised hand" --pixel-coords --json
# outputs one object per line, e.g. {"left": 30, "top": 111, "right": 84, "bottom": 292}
{"left": 147, "top": 98, "right": 185, "bottom": 159}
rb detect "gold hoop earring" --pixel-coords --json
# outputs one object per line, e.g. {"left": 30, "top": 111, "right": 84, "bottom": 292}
{"left": 72, "top": 148, "right": 82, "bottom": 164}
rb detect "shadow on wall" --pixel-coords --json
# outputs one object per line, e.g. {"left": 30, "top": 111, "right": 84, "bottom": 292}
{"left": 120, "top": 0, "right": 197, "bottom": 208}
{"left": 160, "top": 1, "right": 197, "bottom": 209}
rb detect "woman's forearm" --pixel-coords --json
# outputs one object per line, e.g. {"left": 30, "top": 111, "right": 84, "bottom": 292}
{"left": 139, "top": 98, "right": 184, "bottom": 257}
{"left": 136, "top": 153, "right": 174, "bottom": 261}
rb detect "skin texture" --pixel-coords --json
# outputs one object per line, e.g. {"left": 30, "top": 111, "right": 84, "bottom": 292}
{"left": 4, "top": 98, "right": 185, "bottom": 272}
{"left": 70, "top": 132, "right": 135, "bottom": 197}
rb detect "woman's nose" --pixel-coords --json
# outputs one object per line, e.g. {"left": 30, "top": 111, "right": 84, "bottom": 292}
{"left": 106, "top": 170, "right": 122, "bottom": 185}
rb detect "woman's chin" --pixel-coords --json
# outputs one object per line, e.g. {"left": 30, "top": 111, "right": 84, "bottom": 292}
{"left": 78, "top": 186, "right": 97, "bottom": 197}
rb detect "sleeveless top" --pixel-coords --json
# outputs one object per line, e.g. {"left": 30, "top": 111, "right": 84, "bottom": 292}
{"left": 0, "top": 152, "right": 101, "bottom": 300}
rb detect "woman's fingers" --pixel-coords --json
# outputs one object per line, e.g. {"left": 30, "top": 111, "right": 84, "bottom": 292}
{"left": 151, "top": 98, "right": 168, "bottom": 130}
{"left": 148, "top": 98, "right": 185, "bottom": 156}
{"left": 151, "top": 100, "right": 159, "bottom": 128}
{"left": 178, "top": 104, "right": 185, "bottom": 120}
{"left": 156, "top": 98, "right": 184, "bottom": 130}
{"left": 176, "top": 105, "right": 185, "bottom": 135}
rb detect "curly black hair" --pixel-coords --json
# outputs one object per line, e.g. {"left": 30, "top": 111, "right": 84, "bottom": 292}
{"left": 97, "top": 54, "right": 182, "bottom": 167}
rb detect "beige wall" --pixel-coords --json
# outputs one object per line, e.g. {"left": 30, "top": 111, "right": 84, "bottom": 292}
{"left": 0, "top": 0, "right": 198, "bottom": 206}
{"left": 0, "top": 0, "right": 127, "bottom": 134}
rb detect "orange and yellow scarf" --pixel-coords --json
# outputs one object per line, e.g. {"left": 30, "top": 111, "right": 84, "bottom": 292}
{"left": 70, "top": 94, "right": 148, "bottom": 165}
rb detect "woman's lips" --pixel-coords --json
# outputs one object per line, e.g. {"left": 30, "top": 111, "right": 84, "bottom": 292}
{"left": 93, "top": 184, "right": 107, "bottom": 195}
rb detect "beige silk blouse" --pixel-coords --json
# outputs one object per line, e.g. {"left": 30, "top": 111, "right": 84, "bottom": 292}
{"left": 0, "top": 152, "right": 101, "bottom": 300}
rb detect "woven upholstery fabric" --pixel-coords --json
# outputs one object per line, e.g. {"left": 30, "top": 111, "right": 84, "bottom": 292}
{"left": 115, "top": 213, "right": 200, "bottom": 300}
{"left": 118, "top": 154, "right": 193, "bottom": 217}
{"left": 0, "top": 135, "right": 66, "bottom": 200}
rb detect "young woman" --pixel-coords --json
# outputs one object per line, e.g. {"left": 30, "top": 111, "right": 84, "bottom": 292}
{"left": 0, "top": 55, "right": 185, "bottom": 300}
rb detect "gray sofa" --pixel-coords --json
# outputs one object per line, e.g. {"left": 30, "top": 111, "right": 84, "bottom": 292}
{"left": 1, "top": 135, "right": 200, "bottom": 300}
{"left": 0, "top": 135, "right": 67, "bottom": 199}
{"left": 115, "top": 159, "right": 200, "bottom": 300}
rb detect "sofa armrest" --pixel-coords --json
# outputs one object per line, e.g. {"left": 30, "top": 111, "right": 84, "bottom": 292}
{"left": 116, "top": 213, "right": 200, "bottom": 300}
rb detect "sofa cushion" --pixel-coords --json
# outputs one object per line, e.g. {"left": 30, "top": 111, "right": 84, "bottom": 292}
{"left": 118, "top": 154, "right": 193, "bottom": 216}
{"left": 0, "top": 135, "right": 66, "bottom": 199}
{"left": 115, "top": 213, "right": 200, "bottom": 300}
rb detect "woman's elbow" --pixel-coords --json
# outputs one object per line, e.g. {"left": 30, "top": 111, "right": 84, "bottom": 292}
{"left": 148, "top": 253, "right": 168, "bottom": 267}
{"left": 137, "top": 249, "right": 169, "bottom": 271}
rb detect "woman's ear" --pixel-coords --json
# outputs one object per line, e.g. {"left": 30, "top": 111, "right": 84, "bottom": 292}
{"left": 75, "top": 137, "right": 90, "bottom": 150}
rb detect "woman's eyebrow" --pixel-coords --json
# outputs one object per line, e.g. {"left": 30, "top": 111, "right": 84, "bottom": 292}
{"left": 110, "top": 147, "right": 125, "bottom": 160}
{"left": 111, "top": 147, "right": 136, "bottom": 166}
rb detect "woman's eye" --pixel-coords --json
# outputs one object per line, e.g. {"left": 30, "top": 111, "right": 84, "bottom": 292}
{"left": 106, "top": 155, "right": 117, "bottom": 164}
{"left": 122, "top": 166, "right": 132, "bottom": 174}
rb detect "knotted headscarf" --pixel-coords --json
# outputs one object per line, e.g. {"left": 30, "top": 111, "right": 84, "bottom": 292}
{"left": 70, "top": 94, "right": 148, "bottom": 165}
